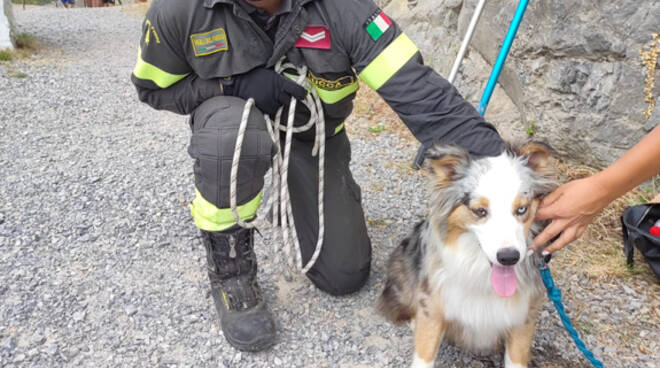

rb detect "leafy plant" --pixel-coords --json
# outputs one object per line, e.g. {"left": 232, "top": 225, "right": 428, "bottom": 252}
{"left": 0, "top": 50, "right": 11, "bottom": 61}
{"left": 526, "top": 119, "right": 537, "bottom": 136}
{"left": 14, "top": 33, "right": 37, "bottom": 49}
{"left": 368, "top": 123, "right": 385, "bottom": 134}
{"left": 11, "top": 0, "right": 53, "bottom": 5}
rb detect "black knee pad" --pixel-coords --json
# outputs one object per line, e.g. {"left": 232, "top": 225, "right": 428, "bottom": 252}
{"left": 188, "top": 96, "right": 272, "bottom": 208}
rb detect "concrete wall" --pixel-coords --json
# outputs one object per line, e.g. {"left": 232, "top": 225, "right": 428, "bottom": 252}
{"left": 1, "top": 0, "right": 14, "bottom": 49}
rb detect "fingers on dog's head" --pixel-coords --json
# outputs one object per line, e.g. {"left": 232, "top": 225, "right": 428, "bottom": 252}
{"left": 425, "top": 144, "right": 470, "bottom": 187}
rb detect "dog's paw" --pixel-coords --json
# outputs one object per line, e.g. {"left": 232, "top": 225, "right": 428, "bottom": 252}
{"left": 411, "top": 354, "right": 434, "bottom": 368}
{"left": 504, "top": 352, "right": 527, "bottom": 368}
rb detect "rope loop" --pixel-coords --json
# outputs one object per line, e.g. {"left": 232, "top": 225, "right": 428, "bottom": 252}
{"left": 229, "top": 57, "right": 326, "bottom": 275}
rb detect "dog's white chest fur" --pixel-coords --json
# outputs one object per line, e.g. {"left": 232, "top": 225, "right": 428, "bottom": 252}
{"left": 432, "top": 234, "right": 533, "bottom": 352}
{"left": 441, "top": 279, "right": 531, "bottom": 351}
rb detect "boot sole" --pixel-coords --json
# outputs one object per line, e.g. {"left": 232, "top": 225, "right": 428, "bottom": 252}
{"left": 224, "top": 332, "right": 276, "bottom": 352}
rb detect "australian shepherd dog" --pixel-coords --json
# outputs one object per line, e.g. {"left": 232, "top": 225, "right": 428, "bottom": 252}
{"left": 378, "top": 142, "right": 557, "bottom": 368}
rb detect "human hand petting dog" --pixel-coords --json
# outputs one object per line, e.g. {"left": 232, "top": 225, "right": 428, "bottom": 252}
{"left": 533, "top": 124, "right": 660, "bottom": 254}
{"left": 532, "top": 176, "right": 614, "bottom": 254}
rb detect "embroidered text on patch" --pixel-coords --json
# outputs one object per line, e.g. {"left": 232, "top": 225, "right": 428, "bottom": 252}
{"left": 364, "top": 10, "right": 392, "bottom": 41}
{"left": 190, "top": 28, "right": 228, "bottom": 57}
{"left": 307, "top": 72, "right": 355, "bottom": 91}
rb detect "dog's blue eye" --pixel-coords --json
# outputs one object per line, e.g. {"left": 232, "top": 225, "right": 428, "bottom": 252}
{"left": 516, "top": 206, "right": 528, "bottom": 215}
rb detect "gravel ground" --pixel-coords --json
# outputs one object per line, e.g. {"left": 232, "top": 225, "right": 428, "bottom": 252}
{"left": 1, "top": 5, "right": 657, "bottom": 368}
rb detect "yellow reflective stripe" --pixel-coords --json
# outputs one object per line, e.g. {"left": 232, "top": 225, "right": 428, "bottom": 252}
{"left": 334, "top": 122, "right": 345, "bottom": 135}
{"left": 284, "top": 72, "right": 313, "bottom": 93}
{"left": 189, "top": 189, "right": 262, "bottom": 232}
{"left": 313, "top": 81, "right": 359, "bottom": 104}
{"left": 359, "top": 33, "right": 419, "bottom": 91}
{"left": 133, "top": 47, "right": 188, "bottom": 88}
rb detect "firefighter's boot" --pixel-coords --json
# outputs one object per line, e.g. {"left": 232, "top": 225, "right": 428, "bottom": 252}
{"left": 202, "top": 227, "right": 276, "bottom": 352}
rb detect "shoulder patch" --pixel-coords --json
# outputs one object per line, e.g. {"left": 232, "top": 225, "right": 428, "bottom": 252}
{"left": 144, "top": 19, "right": 161, "bottom": 45}
{"left": 295, "top": 26, "right": 331, "bottom": 49}
{"left": 363, "top": 10, "right": 392, "bottom": 41}
{"left": 190, "top": 28, "right": 228, "bottom": 57}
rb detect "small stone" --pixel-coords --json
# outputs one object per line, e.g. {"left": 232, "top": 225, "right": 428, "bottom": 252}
{"left": 73, "top": 311, "right": 86, "bottom": 322}
{"left": 13, "top": 354, "right": 26, "bottom": 363}
{"left": 274, "top": 357, "right": 282, "bottom": 365}
{"left": 2, "top": 337, "right": 16, "bottom": 351}
{"left": 125, "top": 305, "right": 138, "bottom": 316}
{"left": 45, "top": 345, "right": 58, "bottom": 356}
{"left": 621, "top": 284, "right": 635, "bottom": 295}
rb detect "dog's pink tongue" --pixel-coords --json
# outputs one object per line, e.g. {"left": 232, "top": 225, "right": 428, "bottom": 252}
{"left": 490, "top": 265, "right": 518, "bottom": 297}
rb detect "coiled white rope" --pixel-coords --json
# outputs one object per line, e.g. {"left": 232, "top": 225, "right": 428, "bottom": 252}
{"left": 229, "top": 59, "right": 325, "bottom": 274}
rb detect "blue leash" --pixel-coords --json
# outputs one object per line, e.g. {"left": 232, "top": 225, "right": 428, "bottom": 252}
{"left": 538, "top": 258, "right": 605, "bottom": 367}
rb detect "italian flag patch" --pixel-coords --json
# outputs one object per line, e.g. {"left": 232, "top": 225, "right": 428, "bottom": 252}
{"left": 364, "top": 11, "right": 392, "bottom": 41}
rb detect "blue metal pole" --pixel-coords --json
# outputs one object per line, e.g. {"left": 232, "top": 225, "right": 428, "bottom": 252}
{"left": 413, "top": 0, "right": 531, "bottom": 169}
{"left": 477, "top": 0, "right": 530, "bottom": 115}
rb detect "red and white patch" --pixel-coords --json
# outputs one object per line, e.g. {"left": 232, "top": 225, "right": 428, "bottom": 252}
{"left": 295, "top": 26, "right": 331, "bottom": 49}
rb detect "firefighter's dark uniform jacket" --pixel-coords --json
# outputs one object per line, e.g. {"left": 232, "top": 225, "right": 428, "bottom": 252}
{"left": 130, "top": 0, "right": 505, "bottom": 295}
{"left": 131, "top": 0, "right": 504, "bottom": 155}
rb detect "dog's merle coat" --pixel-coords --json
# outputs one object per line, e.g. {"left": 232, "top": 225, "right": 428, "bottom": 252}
{"left": 377, "top": 142, "right": 558, "bottom": 367}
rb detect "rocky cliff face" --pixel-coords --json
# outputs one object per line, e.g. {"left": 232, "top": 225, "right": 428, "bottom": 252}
{"left": 1, "top": 0, "right": 15, "bottom": 49}
{"left": 384, "top": 0, "right": 659, "bottom": 167}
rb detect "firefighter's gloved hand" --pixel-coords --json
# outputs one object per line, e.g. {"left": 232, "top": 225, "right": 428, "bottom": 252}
{"left": 231, "top": 68, "right": 308, "bottom": 115}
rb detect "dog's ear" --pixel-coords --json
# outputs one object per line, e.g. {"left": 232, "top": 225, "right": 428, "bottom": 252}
{"left": 425, "top": 145, "right": 470, "bottom": 187}
{"left": 516, "top": 141, "right": 554, "bottom": 175}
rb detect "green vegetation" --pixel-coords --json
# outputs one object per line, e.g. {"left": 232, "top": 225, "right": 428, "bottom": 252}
{"left": 367, "top": 123, "right": 386, "bottom": 134}
{"left": 0, "top": 33, "right": 38, "bottom": 62}
{"left": 11, "top": 71, "right": 28, "bottom": 78}
{"left": 14, "top": 33, "right": 37, "bottom": 49}
{"left": 526, "top": 119, "right": 537, "bottom": 136}
{"left": 11, "top": 0, "right": 53, "bottom": 5}
{"left": 0, "top": 50, "right": 11, "bottom": 61}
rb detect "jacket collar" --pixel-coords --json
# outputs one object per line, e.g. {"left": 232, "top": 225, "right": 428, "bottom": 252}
{"left": 203, "top": 0, "right": 310, "bottom": 10}
{"left": 201, "top": 0, "right": 316, "bottom": 67}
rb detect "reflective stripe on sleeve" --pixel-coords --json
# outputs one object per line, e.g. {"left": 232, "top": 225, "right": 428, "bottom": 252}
{"left": 285, "top": 72, "right": 359, "bottom": 104}
{"left": 334, "top": 122, "right": 345, "bottom": 135}
{"left": 358, "top": 33, "right": 419, "bottom": 91}
{"left": 313, "top": 81, "right": 359, "bottom": 104}
{"left": 133, "top": 47, "right": 189, "bottom": 88}
{"left": 189, "top": 189, "right": 262, "bottom": 232}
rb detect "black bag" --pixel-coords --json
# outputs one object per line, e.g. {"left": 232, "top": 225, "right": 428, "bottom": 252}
{"left": 621, "top": 204, "right": 660, "bottom": 280}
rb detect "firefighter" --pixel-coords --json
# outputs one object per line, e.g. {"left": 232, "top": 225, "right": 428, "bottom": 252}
{"left": 131, "top": 0, "right": 505, "bottom": 352}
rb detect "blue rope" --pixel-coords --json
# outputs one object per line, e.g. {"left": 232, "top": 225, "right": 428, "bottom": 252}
{"left": 538, "top": 261, "right": 605, "bottom": 368}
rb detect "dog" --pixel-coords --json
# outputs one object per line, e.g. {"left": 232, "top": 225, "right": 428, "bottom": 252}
{"left": 377, "top": 142, "right": 557, "bottom": 368}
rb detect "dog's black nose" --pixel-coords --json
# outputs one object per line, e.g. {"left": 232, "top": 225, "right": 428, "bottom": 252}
{"left": 496, "top": 248, "right": 520, "bottom": 266}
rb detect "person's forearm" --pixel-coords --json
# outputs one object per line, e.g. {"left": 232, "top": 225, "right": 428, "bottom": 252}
{"left": 592, "top": 125, "right": 660, "bottom": 200}
{"left": 132, "top": 74, "right": 222, "bottom": 115}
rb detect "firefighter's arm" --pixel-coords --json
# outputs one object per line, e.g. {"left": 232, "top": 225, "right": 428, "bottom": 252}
{"left": 130, "top": 5, "right": 222, "bottom": 115}
{"left": 337, "top": 0, "right": 505, "bottom": 157}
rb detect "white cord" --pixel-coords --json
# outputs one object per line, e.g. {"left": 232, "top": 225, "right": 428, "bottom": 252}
{"left": 229, "top": 59, "right": 325, "bottom": 274}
